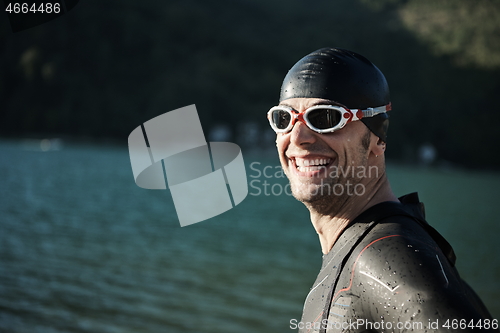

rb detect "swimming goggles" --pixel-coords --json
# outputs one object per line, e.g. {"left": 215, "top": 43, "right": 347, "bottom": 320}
{"left": 267, "top": 103, "right": 391, "bottom": 134}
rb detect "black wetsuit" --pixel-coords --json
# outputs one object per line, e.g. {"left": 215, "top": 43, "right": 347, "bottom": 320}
{"left": 298, "top": 193, "right": 496, "bottom": 333}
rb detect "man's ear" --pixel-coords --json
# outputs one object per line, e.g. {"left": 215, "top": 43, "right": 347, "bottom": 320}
{"left": 371, "top": 135, "right": 386, "bottom": 157}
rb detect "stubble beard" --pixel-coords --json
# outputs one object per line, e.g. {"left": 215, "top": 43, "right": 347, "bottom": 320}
{"left": 287, "top": 130, "right": 371, "bottom": 214}
{"left": 289, "top": 163, "right": 365, "bottom": 214}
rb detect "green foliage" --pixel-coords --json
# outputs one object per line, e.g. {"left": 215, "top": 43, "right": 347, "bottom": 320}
{"left": 400, "top": 0, "right": 500, "bottom": 69}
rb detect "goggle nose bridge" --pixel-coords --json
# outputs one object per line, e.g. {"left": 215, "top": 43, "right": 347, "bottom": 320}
{"left": 290, "top": 111, "right": 305, "bottom": 127}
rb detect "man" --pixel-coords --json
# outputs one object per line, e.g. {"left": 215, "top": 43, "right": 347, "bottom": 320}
{"left": 268, "top": 48, "right": 496, "bottom": 332}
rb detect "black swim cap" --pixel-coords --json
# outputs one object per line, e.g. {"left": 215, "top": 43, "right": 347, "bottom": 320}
{"left": 279, "top": 47, "right": 390, "bottom": 141}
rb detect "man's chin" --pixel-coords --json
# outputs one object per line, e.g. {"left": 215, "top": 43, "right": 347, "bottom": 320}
{"left": 290, "top": 183, "right": 328, "bottom": 203}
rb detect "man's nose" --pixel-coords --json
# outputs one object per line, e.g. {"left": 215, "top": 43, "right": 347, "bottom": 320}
{"left": 289, "top": 121, "right": 317, "bottom": 146}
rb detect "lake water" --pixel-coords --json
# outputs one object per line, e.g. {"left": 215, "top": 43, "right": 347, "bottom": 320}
{"left": 0, "top": 140, "right": 498, "bottom": 332}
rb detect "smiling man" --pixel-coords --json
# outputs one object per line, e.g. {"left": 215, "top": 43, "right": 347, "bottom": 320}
{"left": 269, "top": 48, "right": 495, "bottom": 333}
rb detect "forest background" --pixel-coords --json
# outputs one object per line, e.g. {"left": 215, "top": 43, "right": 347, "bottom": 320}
{"left": 1, "top": 0, "right": 500, "bottom": 168}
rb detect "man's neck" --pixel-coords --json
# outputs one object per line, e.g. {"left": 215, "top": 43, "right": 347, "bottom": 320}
{"left": 306, "top": 174, "right": 398, "bottom": 254}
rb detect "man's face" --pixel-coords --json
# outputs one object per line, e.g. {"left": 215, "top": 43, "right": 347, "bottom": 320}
{"left": 275, "top": 98, "right": 374, "bottom": 207}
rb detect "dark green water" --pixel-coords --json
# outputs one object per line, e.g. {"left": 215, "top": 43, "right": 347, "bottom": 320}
{"left": 0, "top": 141, "right": 498, "bottom": 332}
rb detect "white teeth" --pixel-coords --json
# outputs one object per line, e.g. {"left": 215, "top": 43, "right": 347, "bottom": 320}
{"left": 297, "top": 166, "right": 323, "bottom": 172}
{"left": 294, "top": 158, "right": 332, "bottom": 172}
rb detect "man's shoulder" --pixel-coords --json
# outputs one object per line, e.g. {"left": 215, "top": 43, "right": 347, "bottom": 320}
{"left": 340, "top": 215, "right": 461, "bottom": 303}
{"left": 354, "top": 216, "right": 446, "bottom": 269}
{"left": 333, "top": 214, "right": 449, "bottom": 293}
{"left": 350, "top": 195, "right": 446, "bottom": 260}
{"left": 333, "top": 214, "right": 493, "bottom": 325}
{"left": 368, "top": 214, "right": 438, "bottom": 246}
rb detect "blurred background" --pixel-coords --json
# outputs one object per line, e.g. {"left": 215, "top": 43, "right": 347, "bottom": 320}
{"left": 1, "top": 0, "right": 499, "bottom": 332}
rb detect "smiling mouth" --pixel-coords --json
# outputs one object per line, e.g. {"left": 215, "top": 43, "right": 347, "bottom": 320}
{"left": 293, "top": 157, "right": 333, "bottom": 173}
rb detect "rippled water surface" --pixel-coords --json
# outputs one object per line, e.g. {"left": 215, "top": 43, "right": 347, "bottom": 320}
{"left": 0, "top": 140, "right": 498, "bottom": 332}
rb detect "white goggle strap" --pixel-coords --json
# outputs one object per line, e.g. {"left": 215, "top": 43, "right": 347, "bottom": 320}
{"left": 351, "top": 104, "right": 390, "bottom": 121}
